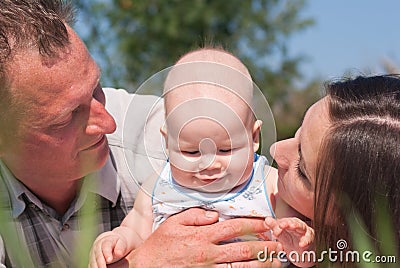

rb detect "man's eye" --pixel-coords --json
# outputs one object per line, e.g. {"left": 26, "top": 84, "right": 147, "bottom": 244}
{"left": 219, "top": 149, "right": 232, "bottom": 153}
{"left": 72, "top": 105, "right": 82, "bottom": 114}
{"left": 52, "top": 119, "right": 71, "bottom": 129}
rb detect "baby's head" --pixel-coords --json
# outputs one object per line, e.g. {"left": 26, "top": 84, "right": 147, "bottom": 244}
{"left": 162, "top": 48, "right": 262, "bottom": 193}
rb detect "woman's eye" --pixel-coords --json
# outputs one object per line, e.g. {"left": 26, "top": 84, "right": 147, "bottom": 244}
{"left": 219, "top": 149, "right": 232, "bottom": 153}
{"left": 295, "top": 161, "right": 308, "bottom": 181}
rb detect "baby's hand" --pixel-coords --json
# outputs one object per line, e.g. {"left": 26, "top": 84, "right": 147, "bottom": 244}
{"left": 264, "top": 217, "right": 315, "bottom": 267}
{"left": 89, "top": 231, "right": 129, "bottom": 268}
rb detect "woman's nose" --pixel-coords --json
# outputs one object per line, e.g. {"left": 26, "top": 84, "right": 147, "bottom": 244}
{"left": 270, "top": 139, "right": 295, "bottom": 170}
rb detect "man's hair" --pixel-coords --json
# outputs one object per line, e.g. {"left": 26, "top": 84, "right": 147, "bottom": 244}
{"left": 314, "top": 75, "right": 400, "bottom": 264}
{"left": 0, "top": 0, "right": 74, "bottom": 135}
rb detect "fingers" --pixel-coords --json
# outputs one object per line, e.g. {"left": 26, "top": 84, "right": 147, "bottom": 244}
{"left": 101, "top": 239, "right": 118, "bottom": 263}
{"left": 213, "top": 241, "right": 283, "bottom": 264}
{"left": 214, "top": 258, "right": 282, "bottom": 268}
{"left": 299, "top": 237, "right": 311, "bottom": 248}
{"left": 208, "top": 217, "right": 268, "bottom": 243}
{"left": 265, "top": 217, "right": 315, "bottom": 253}
{"left": 89, "top": 235, "right": 125, "bottom": 268}
{"left": 266, "top": 217, "right": 308, "bottom": 236}
{"left": 264, "top": 217, "right": 283, "bottom": 237}
{"left": 171, "top": 207, "right": 219, "bottom": 226}
{"left": 113, "top": 239, "right": 129, "bottom": 260}
{"left": 104, "top": 215, "right": 284, "bottom": 267}
{"left": 89, "top": 245, "right": 107, "bottom": 268}
{"left": 299, "top": 226, "right": 315, "bottom": 248}
{"left": 173, "top": 210, "right": 271, "bottom": 243}
{"left": 89, "top": 238, "right": 112, "bottom": 268}
{"left": 280, "top": 219, "right": 305, "bottom": 232}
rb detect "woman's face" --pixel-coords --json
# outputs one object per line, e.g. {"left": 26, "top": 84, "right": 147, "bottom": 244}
{"left": 270, "top": 98, "right": 331, "bottom": 219}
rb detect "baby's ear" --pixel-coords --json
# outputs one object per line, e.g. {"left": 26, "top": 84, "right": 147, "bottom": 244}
{"left": 252, "top": 120, "right": 262, "bottom": 152}
{"left": 160, "top": 125, "right": 168, "bottom": 149}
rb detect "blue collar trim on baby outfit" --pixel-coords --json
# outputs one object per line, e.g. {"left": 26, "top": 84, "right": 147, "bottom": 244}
{"left": 167, "top": 153, "right": 260, "bottom": 203}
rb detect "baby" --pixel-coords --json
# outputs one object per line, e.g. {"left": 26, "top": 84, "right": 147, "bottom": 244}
{"left": 90, "top": 48, "right": 314, "bottom": 267}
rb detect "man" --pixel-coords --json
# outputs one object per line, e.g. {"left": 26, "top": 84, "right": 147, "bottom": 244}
{"left": 0, "top": 1, "right": 280, "bottom": 267}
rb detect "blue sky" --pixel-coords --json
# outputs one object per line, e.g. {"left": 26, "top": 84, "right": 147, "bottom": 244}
{"left": 290, "top": 0, "right": 400, "bottom": 84}
{"left": 76, "top": 1, "right": 400, "bottom": 86}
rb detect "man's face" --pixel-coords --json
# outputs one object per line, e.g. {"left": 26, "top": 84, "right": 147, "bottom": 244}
{"left": 0, "top": 26, "right": 116, "bottom": 183}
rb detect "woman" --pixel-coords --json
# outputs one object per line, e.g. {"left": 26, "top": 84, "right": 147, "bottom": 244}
{"left": 271, "top": 75, "right": 400, "bottom": 267}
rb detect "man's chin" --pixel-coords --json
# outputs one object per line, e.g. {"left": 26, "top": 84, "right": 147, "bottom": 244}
{"left": 79, "top": 146, "right": 110, "bottom": 176}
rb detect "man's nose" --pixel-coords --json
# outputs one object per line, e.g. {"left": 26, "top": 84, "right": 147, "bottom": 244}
{"left": 85, "top": 98, "right": 116, "bottom": 135}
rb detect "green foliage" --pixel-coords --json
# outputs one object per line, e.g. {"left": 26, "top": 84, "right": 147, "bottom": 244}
{"left": 73, "top": 0, "right": 318, "bottom": 140}
{"left": 0, "top": 206, "right": 34, "bottom": 267}
{"left": 348, "top": 210, "right": 398, "bottom": 268}
{"left": 72, "top": 191, "right": 100, "bottom": 267}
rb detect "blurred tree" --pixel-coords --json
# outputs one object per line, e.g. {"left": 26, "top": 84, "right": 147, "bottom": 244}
{"left": 273, "top": 80, "right": 322, "bottom": 139}
{"left": 381, "top": 58, "right": 400, "bottom": 74}
{"left": 73, "top": 0, "right": 319, "bottom": 140}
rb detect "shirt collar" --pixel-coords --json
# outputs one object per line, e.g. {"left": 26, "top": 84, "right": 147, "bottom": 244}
{"left": 0, "top": 159, "right": 28, "bottom": 218}
{"left": 0, "top": 155, "right": 120, "bottom": 219}
{"left": 75, "top": 157, "right": 120, "bottom": 210}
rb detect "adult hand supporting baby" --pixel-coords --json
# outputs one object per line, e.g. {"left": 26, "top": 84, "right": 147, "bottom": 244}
{"left": 107, "top": 208, "right": 282, "bottom": 267}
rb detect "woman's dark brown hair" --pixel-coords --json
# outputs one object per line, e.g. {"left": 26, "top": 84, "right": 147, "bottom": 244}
{"left": 314, "top": 75, "right": 400, "bottom": 267}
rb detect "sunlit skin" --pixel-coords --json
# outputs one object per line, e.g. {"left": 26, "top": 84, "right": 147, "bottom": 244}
{"left": 163, "top": 84, "right": 261, "bottom": 193}
{"left": 270, "top": 98, "right": 330, "bottom": 219}
{"left": 0, "top": 26, "right": 116, "bottom": 214}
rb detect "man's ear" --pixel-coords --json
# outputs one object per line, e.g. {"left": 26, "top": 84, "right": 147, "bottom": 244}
{"left": 160, "top": 125, "right": 168, "bottom": 149}
{"left": 252, "top": 120, "right": 262, "bottom": 152}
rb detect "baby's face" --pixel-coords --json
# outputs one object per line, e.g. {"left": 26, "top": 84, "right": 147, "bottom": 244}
{"left": 165, "top": 99, "right": 259, "bottom": 193}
